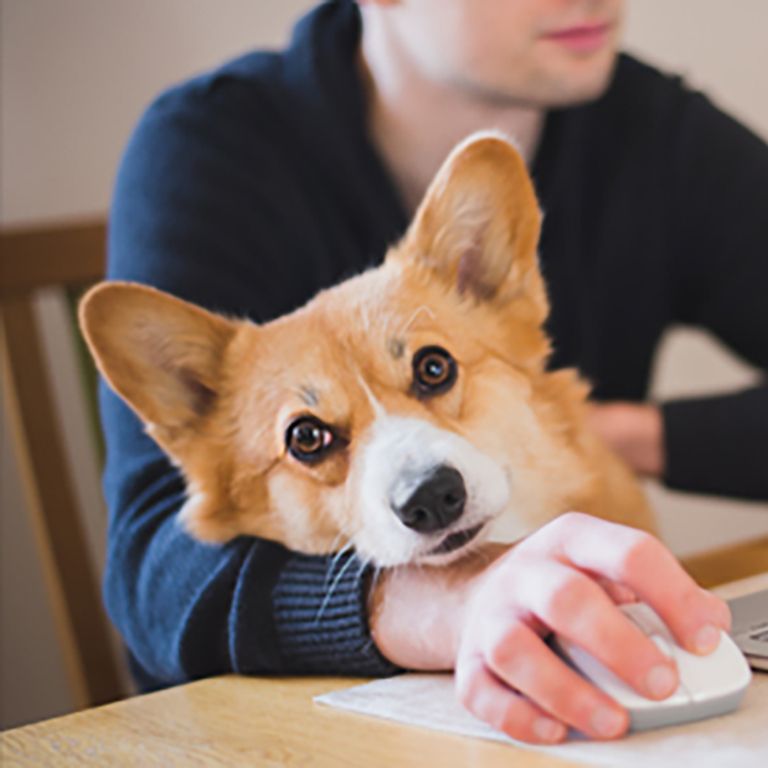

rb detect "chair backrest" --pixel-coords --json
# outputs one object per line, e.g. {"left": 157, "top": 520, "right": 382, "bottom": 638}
{"left": 1, "top": 218, "right": 126, "bottom": 708}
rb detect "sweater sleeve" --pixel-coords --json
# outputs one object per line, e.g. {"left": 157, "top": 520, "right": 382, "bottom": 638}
{"left": 102, "top": 76, "right": 398, "bottom": 688}
{"left": 662, "top": 89, "right": 768, "bottom": 500}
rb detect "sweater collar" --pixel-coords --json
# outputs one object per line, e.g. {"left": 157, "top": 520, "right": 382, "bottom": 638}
{"left": 282, "top": 1, "right": 409, "bottom": 247}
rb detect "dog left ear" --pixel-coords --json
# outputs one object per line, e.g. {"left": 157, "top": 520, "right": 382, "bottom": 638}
{"left": 78, "top": 282, "right": 237, "bottom": 445}
{"left": 393, "top": 132, "right": 547, "bottom": 317}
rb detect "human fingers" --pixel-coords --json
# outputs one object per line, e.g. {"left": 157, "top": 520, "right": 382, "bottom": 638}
{"left": 596, "top": 577, "right": 637, "bottom": 604}
{"left": 476, "top": 614, "right": 630, "bottom": 740}
{"left": 516, "top": 513, "right": 731, "bottom": 654}
{"left": 513, "top": 557, "right": 680, "bottom": 703}
{"left": 455, "top": 647, "right": 568, "bottom": 744}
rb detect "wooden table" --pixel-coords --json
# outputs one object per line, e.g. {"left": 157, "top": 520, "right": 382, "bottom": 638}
{"left": 3, "top": 575, "right": 766, "bottom": 768}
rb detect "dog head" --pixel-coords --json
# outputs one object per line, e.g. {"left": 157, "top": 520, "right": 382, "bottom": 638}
{"left": 81, "top": 133, "right": 591, "bottom": 566}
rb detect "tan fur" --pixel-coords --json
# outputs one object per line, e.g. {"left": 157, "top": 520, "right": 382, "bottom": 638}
{"left": 79, "top": 133, "right": 655, "bottom": 564}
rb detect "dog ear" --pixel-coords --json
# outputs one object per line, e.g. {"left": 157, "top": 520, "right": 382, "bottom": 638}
{"left": 79, "top": 282, "right": 237, "bottom": 441}
{"left": 394, "top": 132, "right": 547, "bottom": 316}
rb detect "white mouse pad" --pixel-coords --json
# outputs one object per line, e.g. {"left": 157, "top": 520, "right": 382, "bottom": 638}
{"left": 315, "top": 672, "right": 768, "bottom": 768}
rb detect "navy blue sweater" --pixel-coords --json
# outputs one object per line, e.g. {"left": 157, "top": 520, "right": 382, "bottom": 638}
{"left": 104, "top": 1, "right": 768, "bottom": 689}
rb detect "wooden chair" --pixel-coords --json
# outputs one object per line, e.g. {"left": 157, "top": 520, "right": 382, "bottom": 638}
{"left": 1, "top": 218, "right": 125, "bottom": 708}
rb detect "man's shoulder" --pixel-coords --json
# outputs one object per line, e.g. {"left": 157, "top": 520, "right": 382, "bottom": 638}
{"left": 127, "top": 2, "right": 361, "bottom": 174}
{"left": 137, "top": 49, "right": 295, "bottom": 146}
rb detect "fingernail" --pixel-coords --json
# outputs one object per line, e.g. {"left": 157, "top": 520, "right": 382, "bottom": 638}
{"left": 533, "top": 717, "right": 566, "bottom": 743}
{"left": 592, "top": 707, "right": 625, "bottom": 738}
{"left": 646, "top": 664, "right": 677, "bottom": 698}
{"left": 694, "top": 624, "right": 721, "bottom": 654}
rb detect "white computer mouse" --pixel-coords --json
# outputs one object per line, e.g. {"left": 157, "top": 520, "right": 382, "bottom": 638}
{"left": 551, "top": 601, "right": 752, "bottom": 731}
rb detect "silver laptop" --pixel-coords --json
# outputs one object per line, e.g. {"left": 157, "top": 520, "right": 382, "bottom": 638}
{"left": 728, "top": 588, "right": 768, "bottom": 671}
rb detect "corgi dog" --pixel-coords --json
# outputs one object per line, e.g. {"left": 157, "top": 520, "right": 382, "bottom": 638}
{"left": 80, "top": 133, "right": 654, "bottom": 568}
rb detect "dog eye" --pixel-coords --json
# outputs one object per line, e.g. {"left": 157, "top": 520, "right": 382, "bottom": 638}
{"left": 412, "top": 346, "right": 457, "bottom": 395}
{"left": 286, "top": 417, "right": 335, "bottom": 462}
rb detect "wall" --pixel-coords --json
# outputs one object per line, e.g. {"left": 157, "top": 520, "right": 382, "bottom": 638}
{"left": 1, "top": 0, "right": 766, "bottom": 728}
{"left": 0, "top": 0, "right": 313, "bottom": 224}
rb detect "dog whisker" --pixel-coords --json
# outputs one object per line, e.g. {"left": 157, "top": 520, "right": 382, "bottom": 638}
{"left": 355, "top": 557, "right": 371, "bottom": 582}
{"left": 326, "top": 531, "right": 344, "bottom": 554}
{"left": 315, "top": 550, "right": 358, "bottom": 624}
{"left": 368, "top": 564, "right": 383, "bottom": 597}
{"left": 324, "top": 539, "right": 355, "bottom": 592}
{"left": 398, "top": 305, "right": 435, "bottom": 338}
{"left": 328, "top": 533, "right": 351, "bottom": 561}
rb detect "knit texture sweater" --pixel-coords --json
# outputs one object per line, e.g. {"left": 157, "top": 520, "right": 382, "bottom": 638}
{"left": 104, "top": 0, "right": 768, "bottom": 689}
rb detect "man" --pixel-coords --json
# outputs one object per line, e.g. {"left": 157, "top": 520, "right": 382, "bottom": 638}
{"left": 104, "top": 0, "right": 766, "bottom": 743}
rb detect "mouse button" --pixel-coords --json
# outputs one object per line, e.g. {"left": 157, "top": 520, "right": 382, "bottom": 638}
{"left": 675, "top": 632, "right": 753, "bottom": 703}
{"left": 553, "top": 637, "right": 687, "bottom": 711}
{"left": 620, "top": 602, "right": 675, "bottom": 644}
{"left": 650, "top": 635, "right": 694, "bottom": 700}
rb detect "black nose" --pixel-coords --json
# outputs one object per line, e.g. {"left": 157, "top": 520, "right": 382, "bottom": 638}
{"left": 393, "top": 465, "right": 466, "bottom": 533}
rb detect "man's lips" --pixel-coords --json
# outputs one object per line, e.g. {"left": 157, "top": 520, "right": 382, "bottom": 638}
{"left": 541, "top": 22, "right": 612, "bottom": 53}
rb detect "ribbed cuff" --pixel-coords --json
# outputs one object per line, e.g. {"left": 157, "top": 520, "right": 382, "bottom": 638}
{"left": 661, "top": 387, "right": 768, "bottom": 500}
{"left": 271, "top": 551, "right": 402, "bottom": 676}
{"left": 229, "top": 540, "right": 292, "bottom": 674}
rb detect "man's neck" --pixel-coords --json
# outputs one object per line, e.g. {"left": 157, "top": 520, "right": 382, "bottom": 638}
{"left": 360, "top": 22, "right": 545, "bottom": 214}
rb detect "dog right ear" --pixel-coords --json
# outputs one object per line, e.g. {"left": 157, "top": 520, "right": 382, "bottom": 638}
{"left": 391, "top": 132, "right": 548, "bottom": 321}
{"left": 79, "top": 282, "right": 237, "bottom": 442}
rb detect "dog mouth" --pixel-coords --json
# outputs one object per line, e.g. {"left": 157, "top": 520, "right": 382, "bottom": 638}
{"left": 428, "top": 522, "right": 485, "bottom": 556}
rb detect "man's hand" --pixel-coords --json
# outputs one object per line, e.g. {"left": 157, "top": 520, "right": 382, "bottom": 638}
{"left": 587, "top": 402, "right": 665, "bottom": 478}
{"left": 369, "top": 513, "right": 731, "bottom": 743}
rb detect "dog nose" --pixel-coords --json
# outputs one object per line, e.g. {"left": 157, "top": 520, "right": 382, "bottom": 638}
{"left": 394, "top": 466, "right": 466, "bottom": 533}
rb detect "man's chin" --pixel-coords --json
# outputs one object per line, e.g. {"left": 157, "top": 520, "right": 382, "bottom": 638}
{"left": 457, "top": 58, "right": 618, "bottom": 110}
{"left": 540, "top": 81, "right": 613, "bottom": 108}
{"left": 545, "top": 51, "right": 620, "bottom": 106}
